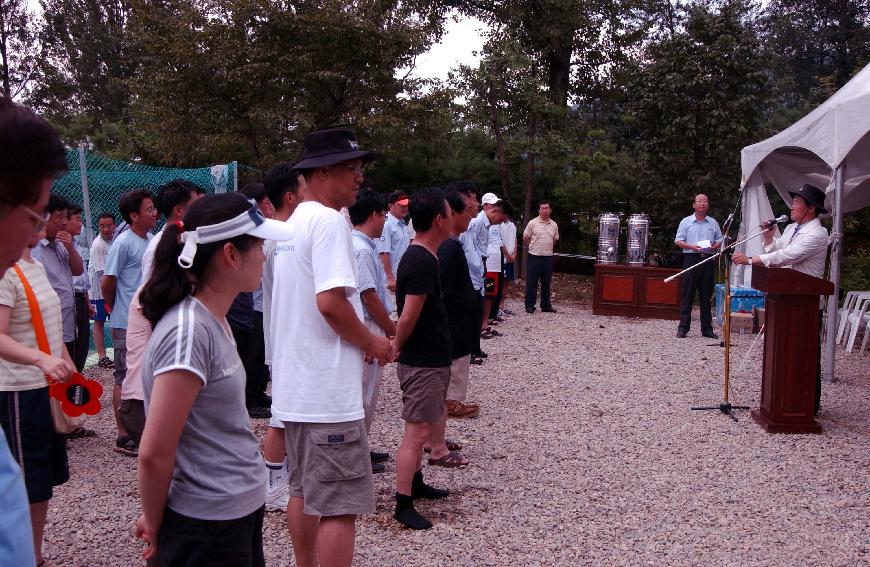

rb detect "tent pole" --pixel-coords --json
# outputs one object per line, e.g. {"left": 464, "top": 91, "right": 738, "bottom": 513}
{"left": 823, "top": 164, "right": 844, "bottom": 383}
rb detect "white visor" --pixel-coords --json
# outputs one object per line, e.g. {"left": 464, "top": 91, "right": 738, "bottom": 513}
{"left": 178, "top": 204, "right": 294, "bottom": 268}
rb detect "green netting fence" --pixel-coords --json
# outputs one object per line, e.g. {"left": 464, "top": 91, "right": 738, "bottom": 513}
{"left": 52, "top": 144, "right": 237, "bottom": 244}
{"left": 51, "top": 145, "right": 237, "bottom": 357}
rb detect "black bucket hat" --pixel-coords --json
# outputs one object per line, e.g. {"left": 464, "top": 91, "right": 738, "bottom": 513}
{"left": 788, "top": 183, "right": 828, "bottom": 215}
{"left": 293, "top": 128, "right": 375, "bottom": 170}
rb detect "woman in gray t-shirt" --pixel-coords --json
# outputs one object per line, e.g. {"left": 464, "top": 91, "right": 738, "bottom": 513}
{"left": 134, "top": 193, "right": 294, "bottom": 566}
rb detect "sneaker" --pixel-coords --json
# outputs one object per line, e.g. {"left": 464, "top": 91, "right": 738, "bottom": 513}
{"left": 265, "top": 474, "right": 290, "bottom": 512}
{"left": 497, "top": 309, "right": 508, "bottom": 318}
{"left": 98, "top": 356, "right": 115, "bottom": 369}
{"left": 503, "top": 308, "right": 515, "bottom": 316}
{"left": 447, "top": 399, "right": 480, "bottom": 418}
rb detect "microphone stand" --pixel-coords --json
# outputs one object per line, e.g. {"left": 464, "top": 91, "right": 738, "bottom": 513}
{"left": 666, "top": 198, "right": 779, "bottom": 422}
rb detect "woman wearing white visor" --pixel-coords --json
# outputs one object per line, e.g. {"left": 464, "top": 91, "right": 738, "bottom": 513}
{"left": 134, "top": 192, "right": 294, "bottom": 566}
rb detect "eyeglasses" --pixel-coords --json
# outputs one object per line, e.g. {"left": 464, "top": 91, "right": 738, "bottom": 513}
{"left": 337, "top": 163, "right": 364, "bottom": 175}
{"left": 0, "top": 193, "right": 51, "bottom": 232}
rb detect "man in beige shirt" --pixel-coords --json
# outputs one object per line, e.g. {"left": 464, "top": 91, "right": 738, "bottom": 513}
{"left": 523, "top": 201, "right": 559, "bottom": 313}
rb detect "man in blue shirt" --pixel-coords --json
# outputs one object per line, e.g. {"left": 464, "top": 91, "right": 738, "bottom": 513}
{"left": 350, "top": 189, "right": 394, "bottom": 474}
{"left": 378, "top": 190, "right": 410, "bottom": 314}
{"left": 102, "top": 188, "right": 156, "bottom": 456}
{"left": 674, "top": 194, "right": 723, "bottom": 339}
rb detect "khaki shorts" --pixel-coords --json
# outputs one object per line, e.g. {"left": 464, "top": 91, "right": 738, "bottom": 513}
{"left": 397, "top": 364, "right": 450, "bottom": 423}
{"left": 282, "top": 420, "right": 374, "bottom": 517}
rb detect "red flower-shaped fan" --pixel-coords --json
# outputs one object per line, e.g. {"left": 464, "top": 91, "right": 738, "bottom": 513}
{"left": 49, "top": 372, "right": 103, "bottom": 417}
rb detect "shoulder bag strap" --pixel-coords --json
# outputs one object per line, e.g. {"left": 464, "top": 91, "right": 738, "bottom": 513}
{"left": 12, "top": 264, "right": 51, "bottom": 355}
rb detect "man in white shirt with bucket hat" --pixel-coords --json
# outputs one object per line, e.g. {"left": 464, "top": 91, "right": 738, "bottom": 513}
{"left": 270, "top": 128, "right": 391, "bottom": 567}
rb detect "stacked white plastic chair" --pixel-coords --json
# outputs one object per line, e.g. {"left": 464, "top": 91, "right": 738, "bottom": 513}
{"left": 840, "top": 291, "right": 870, "bottom": 353}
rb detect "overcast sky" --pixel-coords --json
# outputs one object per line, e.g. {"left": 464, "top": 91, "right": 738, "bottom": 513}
{"left": 404, "top": 15, "right": 487, "bottom": 81}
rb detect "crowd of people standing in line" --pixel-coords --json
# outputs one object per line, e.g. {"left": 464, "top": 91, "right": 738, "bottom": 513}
{"left": 0, "top": 97, "right": 566, "bottom": 567}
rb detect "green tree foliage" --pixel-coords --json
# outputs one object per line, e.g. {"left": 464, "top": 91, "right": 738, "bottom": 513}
{"left": 0, "top": 0, "right": 38, "bottom": 98}
{"left": 28, "top": 0, "right": 136, "bottom": 153}
{"left": 626, "top": 0, "right": 770, "bottom": 231}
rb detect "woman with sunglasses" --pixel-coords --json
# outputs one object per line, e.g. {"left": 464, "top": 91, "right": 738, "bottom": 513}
{"left": 135, "top": 192, "right": 293, "bottom": 566}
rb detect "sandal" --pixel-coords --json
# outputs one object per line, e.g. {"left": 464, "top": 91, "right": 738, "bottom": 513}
{"left": 428, "top": 450, "right": 468, "bottom": 469}
{"left": 470, "top": 355, "right": 484, "bottom": 365}
{"left": 67, "top": 427, "right": 97, "bottom": 439}
{"left": 113, "top": 436, "right": 138, "bottom": 457}
{"left": 424, "top": 438, "right": 463, "bottom": 453}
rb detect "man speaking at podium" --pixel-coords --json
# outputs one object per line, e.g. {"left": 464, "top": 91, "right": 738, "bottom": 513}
{"left": 733, "top": 183, "right": 830, "bottom": 412}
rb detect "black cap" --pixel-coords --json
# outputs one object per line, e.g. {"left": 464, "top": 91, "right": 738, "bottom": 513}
{"left": 293, "top": 128, "right": 375, "bottom": 170}
{"left": 788, "top": 183, "right": 828, "bottom": 215}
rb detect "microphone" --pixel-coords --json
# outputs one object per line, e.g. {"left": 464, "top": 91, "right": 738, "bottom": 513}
{"left": 762, "top": 215, "right": 788, "bottom": 229}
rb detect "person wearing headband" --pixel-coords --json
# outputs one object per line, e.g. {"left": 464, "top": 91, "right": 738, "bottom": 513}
{"left": 135, "top": 192, "right": 293, "bottom": 566}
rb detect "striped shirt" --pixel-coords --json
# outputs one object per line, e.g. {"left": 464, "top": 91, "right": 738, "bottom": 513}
{"left": 0, "top": 259, "right": 64, "bottom": 391}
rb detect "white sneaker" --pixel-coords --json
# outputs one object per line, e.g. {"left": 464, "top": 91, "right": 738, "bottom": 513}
{"left": 265, "top": 471, "right": 289, "bottom": 512}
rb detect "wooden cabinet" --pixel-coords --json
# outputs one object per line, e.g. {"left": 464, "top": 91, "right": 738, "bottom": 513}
{"left": 592, "top": 264, "right": 682, "bottom": 320}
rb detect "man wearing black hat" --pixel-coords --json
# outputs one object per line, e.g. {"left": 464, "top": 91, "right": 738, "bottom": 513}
{"left": 270, "top": 127, "right": 391, "bottom": 567}
{"left": 733, "top": 183, "right": 829, "bottom": 278}
{"left": 733, "top": 183, "right": 830, "bottom": 412}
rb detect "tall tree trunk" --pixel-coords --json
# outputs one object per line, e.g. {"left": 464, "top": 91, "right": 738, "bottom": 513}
{"left": 0, "top": 5, "right": 10, "bottom": 98}
{"left": 487, "top": 80, "right": 510, "bottom": 201}
{"left": 521, "top": 113, "right": 537, "bottom": 280}
{"left": 546, "top": 39, "right": 572, "bottom": 107}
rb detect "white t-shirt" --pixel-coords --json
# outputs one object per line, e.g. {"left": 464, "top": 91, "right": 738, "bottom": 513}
{"left": 140, "top": 227, "right": 163, "bottom": 284}
{"left": 270, "top": 201, "right": 365, "bottom": 423}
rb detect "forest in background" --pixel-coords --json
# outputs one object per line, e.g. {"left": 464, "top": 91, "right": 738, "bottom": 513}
{"left": 2, "top": 0, "right": 869, "bottom": 288}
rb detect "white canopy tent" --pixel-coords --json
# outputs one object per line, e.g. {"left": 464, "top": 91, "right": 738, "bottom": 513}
{"left": 733, "top": 62, "right": 870, "bottom": 381}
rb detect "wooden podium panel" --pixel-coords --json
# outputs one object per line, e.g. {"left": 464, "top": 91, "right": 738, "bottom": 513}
{"left": 750, "top": 266, "right": 834, "bottom": 434}
{"left": 593, "top": 264, "right": 681, "bottom": 319}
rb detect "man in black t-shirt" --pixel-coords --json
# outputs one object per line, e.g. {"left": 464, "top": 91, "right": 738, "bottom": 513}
{"left": 391, "top": 187, "right": 459, "bottom": 530}
{"left": 438, "top": 190, "right": 481, "bottom": 419}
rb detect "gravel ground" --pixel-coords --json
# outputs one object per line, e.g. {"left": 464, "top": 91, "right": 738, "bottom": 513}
{"left": 45, "top": 286, "right": 870, "bottom": 566}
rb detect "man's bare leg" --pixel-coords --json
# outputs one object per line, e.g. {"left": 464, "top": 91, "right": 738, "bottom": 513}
{"left": 263, "top": 426, "right": 285, "bottom": 463}
{"left": 113, "top": 384, "right": 128, "bottom": 438}
{"left": 93, "top": 320, "right": 106, "bottom": 359}
{"left": 317, "top": 515, "right": 356, "bottom": 567}
{"left": 396, "top": 421, "right": 427, "bottom": 495}
{"left": 287, "top": 496, "right": 319, "bottom": 567}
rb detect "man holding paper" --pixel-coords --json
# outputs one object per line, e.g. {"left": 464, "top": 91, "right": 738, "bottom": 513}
{"left": 674, "top": 194, "right": 723, "bottom": 339}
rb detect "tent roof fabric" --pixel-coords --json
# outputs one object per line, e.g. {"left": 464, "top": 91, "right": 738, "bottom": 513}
{"left": 740, "top": 63, "right": 870, "bottom": 215}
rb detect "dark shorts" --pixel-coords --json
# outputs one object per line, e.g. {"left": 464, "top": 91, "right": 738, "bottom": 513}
{"left": 91, "top": 299, "right": 108, "bottom": 322}
{"left": 157, "top": 505, "right": 265, "bottom": 567}
{"left": 282, "top": 419, "right": 374, "bottom": 517}
{"left": 119, "top": 399, "right": 146, "bottom": 446}
{"left": 397, "top": 364, "right": 450, "bottom": 423}
{"left": 503, "top": 262, "right": 515, "bottom": 280}
{"left": 0, "top": 388, "right": 69, "bottom": 502}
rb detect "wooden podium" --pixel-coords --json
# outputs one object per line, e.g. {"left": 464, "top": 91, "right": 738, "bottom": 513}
{"left": 750, "top": 266, "right": 834, "bottom": 433}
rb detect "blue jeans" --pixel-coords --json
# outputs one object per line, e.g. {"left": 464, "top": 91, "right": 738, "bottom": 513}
{"left": 525, "top": 254, "right": 554, "bottom": 309}
{"left": 157, "top": 505, "right": 265, "bottom": 567}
